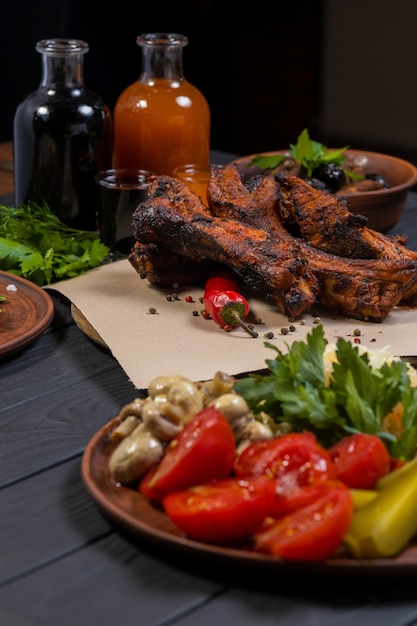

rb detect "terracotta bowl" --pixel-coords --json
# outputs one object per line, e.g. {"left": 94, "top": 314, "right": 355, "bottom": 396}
{"left": 229, "top": 149, "right": 417, "bottom": 233}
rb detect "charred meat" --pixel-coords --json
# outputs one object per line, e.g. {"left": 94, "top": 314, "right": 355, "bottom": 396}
{"left": 129, "top": 165, "right": 417, "bottom": 322}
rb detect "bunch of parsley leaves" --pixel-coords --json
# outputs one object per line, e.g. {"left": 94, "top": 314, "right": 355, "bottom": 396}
{"left": 249, "top": 128, "right": 364, "bottom": 181}
{"left": 0, "top": 203, "right": 110, "bottom": 286}
{"left": 234, "top": 325, "right": 417, "bottom": 460}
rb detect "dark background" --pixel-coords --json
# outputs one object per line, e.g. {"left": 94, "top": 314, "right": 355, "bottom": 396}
{"left": 0, "top": 0, "right": 323, "bottom": 155}
{"left": 3, "top": 0, "right": 417, "bottom": 161}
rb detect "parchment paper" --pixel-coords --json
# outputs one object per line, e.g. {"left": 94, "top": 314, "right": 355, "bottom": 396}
{"left": 49, "top": 259, "right": 417, "bottom": 389}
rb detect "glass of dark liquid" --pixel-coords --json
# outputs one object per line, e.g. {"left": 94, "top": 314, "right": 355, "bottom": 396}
{"left": 96, "top": 169, "right": 154, "bottom": 254}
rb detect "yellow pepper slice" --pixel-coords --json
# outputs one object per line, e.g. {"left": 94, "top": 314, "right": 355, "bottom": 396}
{"left": 349, "top": 489, "right": 377, "bottom": 509}
{"left": 344, "top": 457, "right": 417, "bottom": 558}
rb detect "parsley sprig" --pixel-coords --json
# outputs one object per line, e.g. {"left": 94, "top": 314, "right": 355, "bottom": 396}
{"left": 250, "top": 128, "right": 360, "bottom": 180}
{"left": 0, "top": 203, "right": 110, "bottom": 286}
{"left": 234, "top": 325, "right": 417, "bottom": 460}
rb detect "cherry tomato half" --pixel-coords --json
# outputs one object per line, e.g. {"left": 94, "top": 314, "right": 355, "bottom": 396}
{"left": 269, "top": 479, "right": 347, "bottom": 519}
{"left": 163, "top": 475, "right": 275, "bottom": 543}
{"left": 253, "top": 482, "right": 354, "bottom": 561}
{"left": 139, "top": 406, "right": 236, "bottom": 501}
{"left": 328, "top": 433, "right": 391, "bottom": 489}
{"left": 233, "top": 432, "right": 336, "bottom": 491}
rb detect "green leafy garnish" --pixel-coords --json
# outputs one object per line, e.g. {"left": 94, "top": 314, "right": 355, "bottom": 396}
{"left": 234, "top": 325, "right": 417, "bottom": 460}
{"left": 0, "top": 203, "right": 110, "bottom": 286}
{"left": 250, "top": 128, "right": 351, "bottom": 179}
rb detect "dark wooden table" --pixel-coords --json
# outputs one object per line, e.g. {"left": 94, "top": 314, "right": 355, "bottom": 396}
{"left": 2, "top": 157, "right": 417, "bottom": 626}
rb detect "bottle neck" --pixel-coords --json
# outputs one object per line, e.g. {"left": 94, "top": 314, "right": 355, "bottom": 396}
{"left": 137, "top": 33, "right": 187, "bottom": 82}
{"left": 36, "top": 39, "right": 88, "bottom": 89}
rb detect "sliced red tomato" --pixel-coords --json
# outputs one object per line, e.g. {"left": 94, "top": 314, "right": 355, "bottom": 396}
{"left": 233, "top": 432, "right": 337, "bottom": 491}
{"left": 139, "top": 406, "right": 236, "bottom": 501}
{"left": 328, "top": 433, "right": 390, "bottom": 489}
{"left": 269, "top": 479, "right": 347, "bottom": 519}
{"left": 253, "top": 482, "right": 354, "bottom": 561}
{"left": 163, "top": 475, "right": 275, "bottom": 543}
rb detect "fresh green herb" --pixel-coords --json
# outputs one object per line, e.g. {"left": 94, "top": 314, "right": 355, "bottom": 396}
{"left": 249, "top": 128, "right": 362, "bottom": 180}
{"left": 0, "top": 203, "right": 110, "bottom": 286}
{"left": 0, "top": 294, "right": 5, "bottom": 313}
{"left": 234, "top": 325, "right": 417, "bottom": 460}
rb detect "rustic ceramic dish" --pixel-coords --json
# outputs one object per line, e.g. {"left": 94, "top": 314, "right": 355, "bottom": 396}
{"left": 0, "top": 271, "right": 54, "bottom": 358}
{"left": 229, "top": 149, "right": 417, "bottom": 233}
{"left": 82, "top": 414, "right": 417, "bottom": 578}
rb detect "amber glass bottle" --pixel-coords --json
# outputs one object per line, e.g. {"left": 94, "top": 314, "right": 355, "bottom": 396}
{"left": 13, "top": 39, "right": 113, "bottom": 231}
{"left": 113, "top": 33, "right": 210, "bottom": 176}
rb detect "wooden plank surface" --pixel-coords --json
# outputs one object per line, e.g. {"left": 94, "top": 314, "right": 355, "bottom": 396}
{"left": 0, "top": 296, "right": 138, "bottom": 487}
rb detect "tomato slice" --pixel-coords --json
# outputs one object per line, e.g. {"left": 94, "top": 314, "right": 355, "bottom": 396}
{"left": 163, "top": 476, "right": 275, "bottom": 543}
{"left": 139, "top": 406, "right": 236, "bottom": 501}
{"left": 328, "top": 433, "right": 391, "bottom": 489}
{"left": 233, "top": 432, "right": 336, "bottom": 490}
{"left": 253, "top": 482, "right": 354, "bottom": 561}
{"left": 269, "top": 479, "right": 347, "bottom": 519}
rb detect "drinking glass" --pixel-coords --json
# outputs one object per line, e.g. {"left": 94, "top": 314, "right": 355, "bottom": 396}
{"left": 173, "top": 164, "right": 212, "bottom": 206}
{"left": 96, "top": 168, "right": 154, "bottom": 253}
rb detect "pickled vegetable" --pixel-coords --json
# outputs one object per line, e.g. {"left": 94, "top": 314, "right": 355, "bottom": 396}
{"left": 344, "top": 457, "right": 417, "bottom": 558}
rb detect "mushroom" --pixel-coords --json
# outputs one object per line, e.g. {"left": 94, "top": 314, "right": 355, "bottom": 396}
{"left": 234, "top": 419, "right": 274, "bottom": 444}
{"left": 141, "top": 396, "right": 185, "bottom": 440}
{"left": 119, "top": 397, "right": 146, "bottom": 419}
{"left": 111, "top": 414, "right": 141, "bottom": 443}
{"left": 148, "top": 374, "right": 193, "bottom": 398}
{"left": 109, "top": 424, "right": 163, "bottom": 484}
{"left": 148, "top": 375, "right": 204, "bottom": 423}
{"left": 111, "top": 397, "right": 147, "bottom": 443}
{"left": 210, "top": 393, "right": 249, "bottom": 423}
{"left": 199, "top": 371, "right": 236, "bottom": 402}
{"left": 166, "top": 380, "right": 204, "bottom": 422}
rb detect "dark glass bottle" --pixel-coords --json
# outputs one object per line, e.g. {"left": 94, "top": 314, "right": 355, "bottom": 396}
{"left": 13, "top": 39, "right": 113, "bottom": 231}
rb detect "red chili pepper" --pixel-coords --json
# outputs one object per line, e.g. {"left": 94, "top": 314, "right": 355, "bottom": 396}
{"left": 203, "top": 269, "right": 257, "bottom": 337}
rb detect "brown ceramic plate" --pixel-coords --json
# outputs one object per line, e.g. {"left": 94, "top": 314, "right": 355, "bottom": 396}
{"left": 0, "top": 271, "right": 54, "bottom": 358}
{"left": 82, "top": 415, "right": 417, "bottom": 578}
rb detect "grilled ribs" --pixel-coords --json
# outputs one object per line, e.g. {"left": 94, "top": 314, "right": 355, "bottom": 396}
{"left": 130, "top": 175, "right": 319, "bottom": 318}
{"left": 270, "top": 173, "right": 417, "bottom": 303}
{"left": 208, "top": 165, "right": 417, "bottom": 320}
{"left": 129, "top": 165, "right": 417, "bottom": 322}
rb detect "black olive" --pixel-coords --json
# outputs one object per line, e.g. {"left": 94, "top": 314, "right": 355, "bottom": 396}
{"left": 312, "top": 163, "right": 346, "bottom": 192}
{"left": 365, "top": 173, "right": 390, "bottom": 189}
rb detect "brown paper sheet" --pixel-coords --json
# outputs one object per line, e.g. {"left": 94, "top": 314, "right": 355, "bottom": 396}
{"left": 49, "top": 259, "right": 417, "bottom": 389}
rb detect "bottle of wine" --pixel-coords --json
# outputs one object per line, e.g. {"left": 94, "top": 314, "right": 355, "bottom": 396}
{"left": 14, "top": 38, "right": 113, "bottom": 231}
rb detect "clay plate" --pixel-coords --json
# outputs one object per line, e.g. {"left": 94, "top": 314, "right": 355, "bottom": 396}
{"left": 82, "top": 415, "right": 417, "bottom": 578}
{"left": 0, "top": 271, "right": 54, "bottom": 358}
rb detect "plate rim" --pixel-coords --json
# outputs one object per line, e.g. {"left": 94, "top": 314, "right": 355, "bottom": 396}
{"left": 81, "top": 415, "right": 417, "bottom": 578}
{"left": 0, "top": 270, "right": 55, "bottom": 357}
